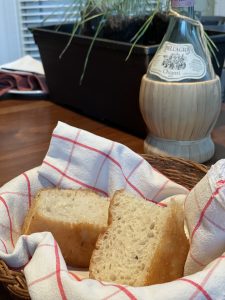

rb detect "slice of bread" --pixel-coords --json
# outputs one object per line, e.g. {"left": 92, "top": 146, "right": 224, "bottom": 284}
{"left": 22, "top": 188, "right": 109, "bottom": 268}
{"left": 89, "top": 190, "right": 189, "bottom": 286}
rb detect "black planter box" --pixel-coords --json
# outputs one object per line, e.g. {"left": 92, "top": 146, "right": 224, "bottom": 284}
{"left": 32, "top": 21, "right": 225, "bottom": 137}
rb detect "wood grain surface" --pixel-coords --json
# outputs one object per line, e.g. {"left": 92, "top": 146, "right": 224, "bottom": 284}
{"left": 0, "top": 99, "right": 145, "bottom": 187}
{"left": 0, "top": 99, "right": 224, "bottom": 187}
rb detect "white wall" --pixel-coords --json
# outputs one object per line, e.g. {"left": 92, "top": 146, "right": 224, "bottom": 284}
{"left": 0, "top": 0, "right": 23, "bottom": 65}
{"left": 214, "top": 0, "right": 225, "bottom": 16}
{"left": 195, "top": 0, "right": 214, "bottom": 16}
{"left": 195, "top": 0, "right": 225, "bottom": 16}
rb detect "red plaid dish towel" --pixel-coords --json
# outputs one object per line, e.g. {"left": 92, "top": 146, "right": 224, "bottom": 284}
{"left": 0, "top": 70, "right": 48, "bottom": 96}
{"left": 0, "top": 121, "right": 225, "bottom": 300}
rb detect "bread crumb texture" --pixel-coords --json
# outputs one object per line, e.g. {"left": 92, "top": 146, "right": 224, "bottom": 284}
{"left": 89, "top": 190, "right": 189, "bottom": 286}
{"left": 22, "top": 188, "right": 109, "bottom": 268}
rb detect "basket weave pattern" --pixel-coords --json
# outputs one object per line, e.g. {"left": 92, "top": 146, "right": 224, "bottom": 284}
{"left": 0, "top": 154, "right": 208, "bottom": 299}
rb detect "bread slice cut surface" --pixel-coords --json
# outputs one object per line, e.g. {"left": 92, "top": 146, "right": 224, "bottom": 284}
{"left": 89, "top": 190, "right": 189, "bottom": 286}
{"left": 22, "top": 188, "right": 109, "bottom": 268}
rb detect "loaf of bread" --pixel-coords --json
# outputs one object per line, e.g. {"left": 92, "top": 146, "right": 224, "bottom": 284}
{"left": 22, "top": 188, "right": 109, "bottom": 268}
{"left": 89, "top": 190, "right": 189, "bottom": 286}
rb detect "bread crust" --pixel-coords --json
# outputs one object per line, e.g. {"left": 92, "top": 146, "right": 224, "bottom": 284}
{"left": 22, "top": 188, "right": 109, "bottom": 268}
{"left": 144, "top": 201, "right": 189, "bottom": 285}
{"left": 89, "top": 191, "right": 189, "bottom": 286}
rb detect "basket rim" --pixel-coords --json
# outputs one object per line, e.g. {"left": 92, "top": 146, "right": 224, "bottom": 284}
{"left": 141, "top": 153, "right": 209, "bottom": 172}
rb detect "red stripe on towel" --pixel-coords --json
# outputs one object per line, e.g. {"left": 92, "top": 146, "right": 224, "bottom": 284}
{"left": 93, "top": 141, "right": 114, "bottom": 188}
{"left": 109, "top": 284, "right": 138, "bottom": 300}
{"left": 54, "top": 240, "right": 67, "bottom": 300}
{"left": 191, "top": 186, "right": 223, "bottom": 241}
{"left": 0, "top": 191, "right": 33, "bottom": 198}
{"left": 178, "top": 278, "right": 212, "bottom": 300}
{"left": 114, "top": 285, "right": 138, "bottom": 300}
{"left": 189, "top": 252, "right": 205, "bottom": 267}
{"left": 151, "top": 179, "right": 170, "bottom": 201}
{"left": 97, "top": 280, "right": 138, "bottom": 300}
{"left": 101, "top": 290, "right": 121, "bottom": 300}
{"left": 190, "top": 255, "right": 225, "bottom": 300}
{"left": 68, "top": 272, "right": 82, "bottom": 281}
{"left": 57, "top": 129, "right": 81, "bottom": 187}
{"left": 0, "top": 196, "right": 14, "bottom": 248}
{"left": 22, "top": 172, "right": 32, "bottom": 208}
{"left": 0, "top": 239, "right": 8, "bottom": 253}
{"left": 28, "top": 271, "right": 57, "bottom": 287}
{"left": 43, "top": 160, "right": 108, "bottom": 197}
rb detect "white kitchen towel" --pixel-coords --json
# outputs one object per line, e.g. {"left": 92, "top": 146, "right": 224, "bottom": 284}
{"left": 0, "top": 55, "right": 45, "bottom": 75}
{"left": 184, "top": 159, "right": 225, "bottom": 276}
{"left": 0, "top": 121, "right": 225, "bottom": 300}
{"left": 39, "top": 121, "right": 188, "bottom": 201}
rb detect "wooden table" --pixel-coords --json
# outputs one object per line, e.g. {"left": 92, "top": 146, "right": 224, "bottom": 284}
{"left": 0, "top": 99, "right": 145, "bottom": 187}
{"left": 0, "top": 98, "right": 224, "bottom": 187}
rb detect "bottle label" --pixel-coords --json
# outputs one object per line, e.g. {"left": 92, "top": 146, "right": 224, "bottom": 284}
{"left": 172, "top": 0, "right": 194, "bottom": 7}
{"left": 149, "top": 42, "right": 206, "bottom": 81}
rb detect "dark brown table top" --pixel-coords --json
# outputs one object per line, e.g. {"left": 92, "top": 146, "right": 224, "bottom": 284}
{"left": 0, "top": 99, "right": 224, "bottom": 187}
{"left": 0, "top": 99, "right": 145, "bottom": 187}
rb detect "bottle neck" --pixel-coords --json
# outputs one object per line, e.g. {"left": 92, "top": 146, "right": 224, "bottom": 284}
{"left": 171, "top": 0, "right": 195, "bottom": 18}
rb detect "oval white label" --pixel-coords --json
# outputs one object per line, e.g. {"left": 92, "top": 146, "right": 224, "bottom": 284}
{"left": 149, "top": 42, "right": 206, "bottom": 81}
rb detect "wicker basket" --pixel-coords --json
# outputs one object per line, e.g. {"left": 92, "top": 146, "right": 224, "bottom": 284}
{"left": 0, "top": 154, "right": 209, "bottom": 299}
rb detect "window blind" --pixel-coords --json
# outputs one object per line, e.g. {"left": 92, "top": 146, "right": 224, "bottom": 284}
{"left": 18, "top": 0, "right": 82, "bottom": 59}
